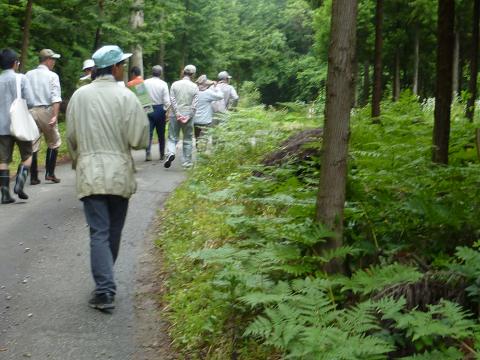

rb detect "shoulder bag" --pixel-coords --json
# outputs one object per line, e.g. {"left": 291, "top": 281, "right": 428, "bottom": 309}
{"left": 10, "top": 75, "right": 40, "bottom": 142}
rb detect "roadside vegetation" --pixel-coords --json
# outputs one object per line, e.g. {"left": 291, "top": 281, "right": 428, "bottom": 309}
{"left": 156, "top": 89, "right": 480, "bottom": 359}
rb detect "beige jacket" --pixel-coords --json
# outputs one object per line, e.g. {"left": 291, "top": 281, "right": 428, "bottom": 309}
{"left": 66, "top": 75, "right": 149, "bottom": 199}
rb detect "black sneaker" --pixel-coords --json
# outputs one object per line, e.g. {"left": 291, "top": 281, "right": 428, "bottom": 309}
{"left": 164, "top": 154, "right": 175, "bottom": 168}
{"left": 88, "top": 292, "right": 115, "bottom": 310}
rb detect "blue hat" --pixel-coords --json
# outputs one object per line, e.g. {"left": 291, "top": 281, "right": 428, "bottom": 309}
{"left": 92, "top": 45, "right": 132, "bottom": 69}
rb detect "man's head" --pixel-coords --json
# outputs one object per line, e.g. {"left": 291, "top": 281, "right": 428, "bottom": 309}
{"left": 130, "top": 66, "right": 141, "bottom": 79}
{"left": 92, "top": 45, "right": 132, "bottom": 81}
{"left": 152, "top": 65, "right": 163, "bottom": 77}
{"left": 82, "top": 59, "right": 95, "bottom": 75}
{"left": 39, "top": 49, "right": 60, "bottom": 70}
{"left": 0, "top": 49, "right": 19, "bottom": 71}
{"left": 183, "top": 64, "right": 196, "bottom": 77}
{"left": 218, "top": 71, "right": 232, "bottom": 82}
{"left": 196, "top": 74, "right": 214, "bottom": 91}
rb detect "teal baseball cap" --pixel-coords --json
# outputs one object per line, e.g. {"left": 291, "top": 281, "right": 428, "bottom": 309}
{"left": 92, "top": 45, "right": 132, "bottom": 69}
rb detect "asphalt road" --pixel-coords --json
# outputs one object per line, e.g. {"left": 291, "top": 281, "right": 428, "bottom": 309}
{"left": 0, "top": 149, "right": 185, "bottom": 360}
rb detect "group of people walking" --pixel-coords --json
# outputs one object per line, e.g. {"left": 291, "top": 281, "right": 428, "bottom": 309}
{"left": 125, "top": 62, "right": 239, "bottom": 168}
{"left": 0, "top": 48, "right": 62, "bottom": 205}
{"left": 0, "top": 44, "right": 238, "bottom": 311}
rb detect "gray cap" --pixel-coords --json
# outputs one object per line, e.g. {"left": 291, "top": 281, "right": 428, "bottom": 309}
{"left": 184, "top": 64, "right": 196, "bottom": 75}
{"left": 196, "top": 74, "right": 214, "bottom": 90}
{"left": 218, "top": 71, "right": 232, "bottom": 80}
{"left": 152, "top": 65, "right": 163, "bottom": 76}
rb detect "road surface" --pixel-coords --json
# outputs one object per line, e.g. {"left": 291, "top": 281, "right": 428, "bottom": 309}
{"left": 0, "top": 149, "right": 185, "bottom": 359}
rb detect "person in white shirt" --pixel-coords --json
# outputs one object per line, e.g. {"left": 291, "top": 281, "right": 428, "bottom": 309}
{"left": 212, "top": 70, "right": 239, "bottom": 118}
{"left": 164, "top": 64, "right": 199, "bottom": 169}
{"left": 193, "top": 75, "right": 223, "bottom": 151}
{"left": 143, "top": 65, "right": 170, "bottom": 161}
{"left": 26, "top": 48, "right": 62, "bottom": 185}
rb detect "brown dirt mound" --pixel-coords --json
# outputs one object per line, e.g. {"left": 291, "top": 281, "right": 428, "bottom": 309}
{"left": 261, "top": 128, "right": 323, "bottom": 167}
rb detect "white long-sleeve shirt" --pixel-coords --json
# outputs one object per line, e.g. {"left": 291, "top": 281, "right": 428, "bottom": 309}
{"left": 193, "top": 87, "right": 224, "bottom": 125}
{"left": 144, "top": 76, "right": 170, "bottom": 110}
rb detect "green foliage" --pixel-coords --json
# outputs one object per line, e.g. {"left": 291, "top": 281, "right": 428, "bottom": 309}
{"left": 157, "top": 98, "right": 480, "bottom": 358}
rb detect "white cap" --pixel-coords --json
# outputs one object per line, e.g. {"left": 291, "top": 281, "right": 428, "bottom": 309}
{"left": 218, "top": 71, "right": 232, "bottom": 80}
{"left": 82, "top": 59, "right": 95, "bottom": 70}
{"left": 184, "top": 64, "right": 196, "bottom": 75}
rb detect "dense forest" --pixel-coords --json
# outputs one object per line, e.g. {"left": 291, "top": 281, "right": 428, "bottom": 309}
{"left": 2, "top": 0, "right": 476, "bottom": 105}
{"left": 6, "top": 0, "right": 480, "bottom": 358}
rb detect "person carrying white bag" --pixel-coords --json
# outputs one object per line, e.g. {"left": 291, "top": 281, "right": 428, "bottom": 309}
{"left": 0, "top": 49, "right": 36, "bottom": 204}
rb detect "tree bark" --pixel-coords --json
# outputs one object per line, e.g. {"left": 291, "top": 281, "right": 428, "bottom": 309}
{"left": 93, "top": 0, "right": 104, "bottom": 52}
{"left": 452, "top": 30, "right": 460, "bottom": 96}
{"left": 413, "top": 24, "right": 420, "bottom": 96}
{"left": 157, "top": 10, "right": 166, "bottom": 77}
{"left": 130, "top": 0, "right": 144, "bottom": 76}
{"left": 362, "top": 59, "right": 370, "bottom": 105}
{"left": 371, "top": 0, "right": 383, "bottom": 119}
{"left": 393, "top": 49, "right": 400, "bottom": 101}
{"left": 315, "top": 0, "right": 358, "bottom": 272}
{"left": 432, "top": 0, "right": 455, "bottom": 164}
{"left": 19, "top": 0, "right": 33, "bottom": 73}
{"left": 467, "top": 0, "right": 480, "bottom": 121}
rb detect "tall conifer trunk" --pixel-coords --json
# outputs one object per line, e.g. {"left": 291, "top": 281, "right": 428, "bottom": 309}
{"left": 372, "top": 0, "right": 383, "bottom": 119}
{"left": 130, "top": 0, "right": 144, "bottom": 76}
{"left": 432, "top": 0, "right": 455, "bottom": 164}
{"left": 316, "top": 0, "right": 358, "bottom": 272}
{"left": 19, "top": 0, "right": 33, "bottom": 73}
{"left": 393, "top": 49, "right": 400, "bottom": 101}
{"left": 93, "top": 0, "right": 104, "bottom": 52}
{"left": 467, "top": 0, "right": 480, "bottom": 121}
{"left": 413, "top": 24, "right": 420, "bottom": 96}
{"left": 452, "top": 31, "right": 460, "bottom": 96}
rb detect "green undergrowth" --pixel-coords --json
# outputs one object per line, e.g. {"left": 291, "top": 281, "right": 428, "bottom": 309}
{"left": 156, "top": 93, "right": 480, "bottom": 359}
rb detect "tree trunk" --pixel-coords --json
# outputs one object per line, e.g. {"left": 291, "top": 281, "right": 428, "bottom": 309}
{"left": 19, "top": 0, "right": 33, "bottom": 73}
{"left": 371, "top": 0, "right": 383, "bottom": 119}
{"left": 315, "top": 0, "right": 358, "bottom": 272}
{"left": 413, "top": 24, "right": 420, "bottom": 96}
{"left": 352, "top": 56, "right": 358, "bottom": 107}
{"left": 467, "top": 0, "right": 480, "bottom": 121}
{"left": 362, "top": 59, "right": 370, "bottom": 105}
{"left": 93, "top": 0, "right": 104, "bottom": 52}
{"left": 180, "top": 0, "right": 190, "bottom": 75}
{"left": 156, "top": 10, "right": 166, "bottom": 77}
{"left": 452, "top": 30, "right": 460, "bottom": 96}
{"left": 393, "top": 49, "right": 400, "bottom": 101}
{"left": 432, "top": 0, "right": 455, "bottom": 164}
{"left": 130, "top": 0, "right": 144, "bottom": 76}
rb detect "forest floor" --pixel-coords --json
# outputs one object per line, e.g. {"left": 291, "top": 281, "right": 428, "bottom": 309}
{"left": 0, "top": 148, "right": 184, "bottom": 360}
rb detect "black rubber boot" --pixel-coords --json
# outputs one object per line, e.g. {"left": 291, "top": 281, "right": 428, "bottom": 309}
{"left": 45, "top": 148, "right": 60, "bottom": 183}
{"left": 30, "top": 152, "right": 40, "bottom": 185}
{"left": 14, "top": 164, "right": 29, "bottom": 200}
{"left": 0, "top": 170, "right": 15, "bottom": 204}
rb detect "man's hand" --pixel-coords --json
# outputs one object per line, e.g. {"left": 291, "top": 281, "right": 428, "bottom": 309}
{"left": 49, "top": 116, "right": 57, "bottom": 126}
{"left": 177, "top": 114, "right": 189, "bottom": 123}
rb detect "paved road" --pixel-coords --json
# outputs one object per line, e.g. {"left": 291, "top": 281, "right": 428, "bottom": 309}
{"left": 0, "top": 149, "right": 185, "bottom": 360}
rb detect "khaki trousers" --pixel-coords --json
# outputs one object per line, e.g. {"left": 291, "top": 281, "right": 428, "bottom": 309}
{"left": 30, "top": 107, "right": 62, "bottom": 152}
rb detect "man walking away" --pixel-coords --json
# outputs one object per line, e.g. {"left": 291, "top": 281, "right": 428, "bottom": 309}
{"left": 193, "top": 75, "right": 223, "bottom": 152}
{"left": 26, "top": 48, "right": 62, "bottom": 184}
{"left": 127, "top": 66, "right": 143, "bottom": 87}
{"left": 0, "top": 49, "right": 35, "bottom": 203}
{"left": 144, "top": 65, "right": 170, "bottom": 161}
{"left": 77, "top": 59, "right": 95, "bottom": 88}
{"left": 212, "top": 70, "right": 239, "bottom": 119}
{"left": 164, "top": 64, "right": 199, "bottom": 169}
{"left": 66, "top": 45, "right": 149, "bottom": 311}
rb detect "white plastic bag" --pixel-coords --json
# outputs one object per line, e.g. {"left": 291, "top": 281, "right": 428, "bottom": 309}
{"left": 10, "top": 75, "right": 39, "bottom": 141}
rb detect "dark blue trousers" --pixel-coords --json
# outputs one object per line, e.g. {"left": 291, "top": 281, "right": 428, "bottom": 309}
{"left": 82, "top": 195, "right": 129, "bottom": 295}
{"left": 147, "top": 105, "right": 166, "bottom": 157}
